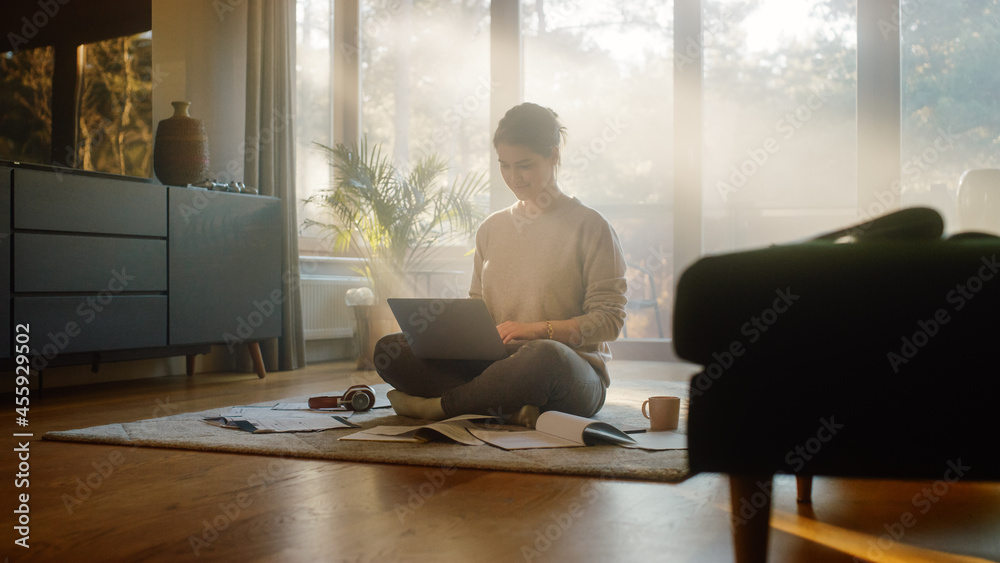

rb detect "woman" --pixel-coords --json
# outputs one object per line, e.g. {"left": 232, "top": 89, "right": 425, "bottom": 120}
{"left": 376, "top": 102, "right": 627, "bottom": 427}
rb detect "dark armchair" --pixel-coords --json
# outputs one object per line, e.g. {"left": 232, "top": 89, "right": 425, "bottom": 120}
{"left": 672, "top": 235, "right": 1000, "bottom": 562}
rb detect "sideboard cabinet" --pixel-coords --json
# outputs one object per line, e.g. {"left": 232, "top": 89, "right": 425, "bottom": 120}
{"left": 1, "top": 163, "right": 282, "bottom": 377}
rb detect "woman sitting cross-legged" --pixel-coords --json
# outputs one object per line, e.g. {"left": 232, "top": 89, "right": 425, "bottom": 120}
{"left": 375, "top": 102, "right": 628, "bottom": 428}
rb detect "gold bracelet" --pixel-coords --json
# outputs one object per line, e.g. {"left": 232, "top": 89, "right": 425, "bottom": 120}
{"left": 546, "top": 321, "right": 554, "bottom": 340}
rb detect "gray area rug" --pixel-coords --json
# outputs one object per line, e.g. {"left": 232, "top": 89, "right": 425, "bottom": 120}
{"left": 44, "top": 380, "right": 690, "bottom": 483}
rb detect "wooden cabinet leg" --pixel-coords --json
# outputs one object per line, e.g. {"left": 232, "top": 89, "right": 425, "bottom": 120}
{"left": 729, "top": 473, "right": 772, "bottom": 563}
{"left": 186, "top": 354, "right": 196, "bottom": 377}
{"left": 796, "top": 474, "right": 813, "bottom": 503}
{"left": 248, "top": 341, "right": 266, "bottom": 379}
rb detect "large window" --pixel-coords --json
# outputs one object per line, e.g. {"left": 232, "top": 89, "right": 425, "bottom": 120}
{"left": 901, "top": 0, "right": 1000, "bottom": 233}
{"left": 76, "top": 32, "right": 154, "bottom": 177}
{"left": 702, "top": 0, "right": 857, "bottom": 252}
{"left": 295, "top": 0, "right": 1000, "bottom": 344}
{"left": 0, "top": 46, "right": 53, "bottom": 164}
{"left": 524, "top": 0, "right": 674, "bottom": 339}
{"left": 297, "top": 0, "right": 492, "bottom": 271}
{"left": 296, "top": 0, "right": 335, "bottom": 239}
{"left": 0, "top": 2, "right": 153, "bottom": 175}
{"left": 360, "top": 0, "right": 491, "bottom": 174}
{"left": 0, "top": 34, "right": 153, "bottom": 176}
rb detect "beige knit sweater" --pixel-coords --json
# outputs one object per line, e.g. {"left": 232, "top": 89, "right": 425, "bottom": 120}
{"left": 469, "top": 194, "right": 628, "bottom": 385}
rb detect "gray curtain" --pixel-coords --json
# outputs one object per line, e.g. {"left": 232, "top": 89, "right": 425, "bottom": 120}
{"left": 244, "top": 0, "right": 306, "bottom": 371}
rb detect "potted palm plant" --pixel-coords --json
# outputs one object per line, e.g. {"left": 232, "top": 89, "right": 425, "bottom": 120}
{"left": 303, "top": 138, "right": 489, "bottom": 368}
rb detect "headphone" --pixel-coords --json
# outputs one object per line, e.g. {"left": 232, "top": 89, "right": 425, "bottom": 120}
{"left": 308, "top": 385, "right": 377, "bottom": 411}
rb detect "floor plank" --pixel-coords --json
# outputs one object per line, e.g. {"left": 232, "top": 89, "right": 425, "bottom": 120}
{"left": 2, "top": 361, "right": 998, "bottom": 562}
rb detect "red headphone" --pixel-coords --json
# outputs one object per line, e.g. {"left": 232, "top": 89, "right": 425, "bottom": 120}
{"left": 308, "top": 385, "right": 377, "bottom": 411}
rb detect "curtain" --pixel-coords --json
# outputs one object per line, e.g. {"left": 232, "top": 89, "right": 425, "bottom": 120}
{"left": 244, "top": 0, "right": 306, "bottom": 371}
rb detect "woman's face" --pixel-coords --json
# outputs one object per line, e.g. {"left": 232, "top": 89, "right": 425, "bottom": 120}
{"left": 496, "top": 142, "right": 558, "bottom": 203}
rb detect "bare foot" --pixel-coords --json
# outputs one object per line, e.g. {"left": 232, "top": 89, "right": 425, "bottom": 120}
{"left": 511, "top": 405, "right": 540, "bottom": 428}
{"left": 387, "top": 390, "right": 446, "bottom": 420}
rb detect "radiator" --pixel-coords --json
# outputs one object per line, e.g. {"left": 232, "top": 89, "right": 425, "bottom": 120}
{"left": 300, "top": 275, "right": 370, "bottom": 340}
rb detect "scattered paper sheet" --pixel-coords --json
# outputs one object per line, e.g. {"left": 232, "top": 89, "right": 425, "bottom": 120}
{"left": 468, "top": 428, "right": 580, "bottom": 449}
{"left": 467, "top": 411, "right": 637, "bottom": 450}
{"left": 339, "top": 414, "right": 494, "bottom": 446}
{"left": 203, "top": 414, "right": 359, "bottom": 433}
{"left": 623, "top": 431, "right": 687, "bottom": 451}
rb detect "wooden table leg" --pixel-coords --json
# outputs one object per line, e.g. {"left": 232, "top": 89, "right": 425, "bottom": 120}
{"left": 730, "top": 473, "right": 772, "bottom": 563}
{"left": 186, "top": 354, "right": 196, "bottom": 377}
{"left": 248, "top": 341, "right": 266, "bottom": 379}
{"left": 796, "top": 474, "right": 814, "bottom": 503}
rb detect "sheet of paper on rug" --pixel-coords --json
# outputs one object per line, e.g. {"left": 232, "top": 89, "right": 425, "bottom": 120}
{"left": 623, "top": 431, "right": 687, "bottom": 451}
{"left": 468, "top": 411, "right": 637, "bottom": 450}
{"left": 218, "top": 406, "right": 355, "bottom": 418}
{"left": 203, "top": 415, "right": 359, "bottom": 433}
{"left": 339, "top": 414, "right": 494, "bottom": 446}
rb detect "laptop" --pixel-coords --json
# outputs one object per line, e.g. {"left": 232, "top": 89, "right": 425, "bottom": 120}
{"left": 386, "top": 298, "right": 509, "bottom": 360}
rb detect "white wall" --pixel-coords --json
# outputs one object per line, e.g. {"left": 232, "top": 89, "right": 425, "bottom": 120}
{"left": 152, "top": 0, "right": 248, "bottom": 184}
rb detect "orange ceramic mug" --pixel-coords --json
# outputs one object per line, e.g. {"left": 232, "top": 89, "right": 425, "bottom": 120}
{"left": 641, "top": 396, "right": 680, "bottom": 431}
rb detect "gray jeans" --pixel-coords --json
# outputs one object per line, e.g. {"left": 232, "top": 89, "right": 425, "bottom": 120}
{"left": 374, "top": 333, "right": 607, "bottom": 419}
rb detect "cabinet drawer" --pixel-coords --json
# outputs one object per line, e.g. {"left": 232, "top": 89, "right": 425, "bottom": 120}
{"left": 13, "top": 169, "right": 166, "bottom": 236}
{"left": 14, "top": 296, "right": 167, "bottom": 354}
{"left": 14, "top": 234, "right": 167, "bottom": 292}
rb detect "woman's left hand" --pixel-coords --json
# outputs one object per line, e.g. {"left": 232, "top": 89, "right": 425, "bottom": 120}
{"left": 496, "top": 320, "right": 547, "bottom": 344}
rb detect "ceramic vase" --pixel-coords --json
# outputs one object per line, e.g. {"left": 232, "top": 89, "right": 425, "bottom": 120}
{"left": 153, "top": 101, "right": 210, "bottom": 186}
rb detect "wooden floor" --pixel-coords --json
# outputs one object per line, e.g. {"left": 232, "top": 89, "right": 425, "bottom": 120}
{"left": 3, "top": 361, "right": 999, "bottom": 562}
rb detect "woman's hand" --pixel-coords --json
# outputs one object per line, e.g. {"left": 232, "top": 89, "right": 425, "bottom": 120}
{"left": 496, "top": 319, "right": 582, "bottom": 345}
{"left": 496, "top": 320, "right": 547, "bottom": 344}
